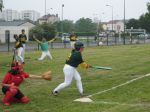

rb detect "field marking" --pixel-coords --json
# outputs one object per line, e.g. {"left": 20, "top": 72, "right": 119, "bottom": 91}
{"left": 74, "top": 73, "right": 150, "bottom": 102}
{"left": 87, "top": 73, "right": 150, "bottom": 98}
{"left": 92, "top": 101, "right": 150, "bottom": 107}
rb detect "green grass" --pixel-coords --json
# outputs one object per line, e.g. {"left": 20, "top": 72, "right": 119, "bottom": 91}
{"left": 1, "top": 44, "right": 150, "bottom": 112}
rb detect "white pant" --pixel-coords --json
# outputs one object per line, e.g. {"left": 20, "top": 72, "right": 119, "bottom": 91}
{"left": 54, "top": 64, "right": 83, "bottom": 94}
{"left": 38, "top": 51, "right": 52, "bottom": 60}
{"left": 16, "top": 47, "right": 24, "bottom": 62}
{"left": 70, "top": 41, "right": 76, "bottom": 49}
{"left": 22, "top": 43, "right": 26, "bottom": 60}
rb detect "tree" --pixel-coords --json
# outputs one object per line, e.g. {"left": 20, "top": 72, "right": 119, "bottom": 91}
{"left": 147, "top": 2, "right": 150, "bottom": 13}
{"left": 0, "top": 0, "right": 3, "bottom": 12}
{"left": 126, "top": 2, "right": 150, "bottom": 33}
{"left": 74, "top": 18, "right": 97, "bottom": 32}
{"left": 29, "top": 23, "right": 56, "bottom": 41}
{"left": 138, "top": 2, "right": 150, "bottom": 33}
{"left": 139, "top": 14, "right": 150, "bottom": 33}
{"left": 54, "top": 20, "right": 74, "bottom": 33}
{"left": 126, "top": 18, "right": 140, "bottom": 29}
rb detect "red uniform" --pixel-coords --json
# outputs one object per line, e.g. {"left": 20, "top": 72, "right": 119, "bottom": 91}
{"left": 2, "top": 71, "right": 29, "bottom": 86}
{"left": 2, "top": 70, "right": 30, "bottom": 106}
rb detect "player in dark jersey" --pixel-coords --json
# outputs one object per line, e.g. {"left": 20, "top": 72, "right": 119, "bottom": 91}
{"left": 19, "top": 29, "right": 27, "bottom": 61}
{"left": 69, "top": 31, "right": 77, "bottom": 49}
{"left": 52, "top": 41, "right": 91, "bottom": 96}
{"left": 14, "top": 34, "right": 24, "bottom": 63}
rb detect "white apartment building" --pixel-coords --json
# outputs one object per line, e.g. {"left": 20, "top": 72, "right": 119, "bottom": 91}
{"left": 0, "top": 9, "right": 20, "bottom": 21}
{"left": 38, "top": 14, "right": 60, "bottom": 24}
{"left": 103, "top": 20, "right": 124, "bottom": 32}
{"left": 21, "top": 10, "right": 40, "bottom": 21}
{"left": 0, "top": 9, "right": 40, "bottom": 21}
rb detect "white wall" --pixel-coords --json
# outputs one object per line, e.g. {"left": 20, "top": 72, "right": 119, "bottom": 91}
{"left": 0, "top": 26, "right": 28, "bottom": 43}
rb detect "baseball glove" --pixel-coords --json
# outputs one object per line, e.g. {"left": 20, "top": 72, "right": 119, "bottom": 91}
{"left": 42, "top": 71, "right": 52, "bottom": 81}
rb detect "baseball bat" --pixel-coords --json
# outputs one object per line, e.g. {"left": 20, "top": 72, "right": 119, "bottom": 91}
{"left": 91, "top": 66, "right": 112, "bottom": 70}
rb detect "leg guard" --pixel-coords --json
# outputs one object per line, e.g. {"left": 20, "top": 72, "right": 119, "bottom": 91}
{"left": 20, "top": 96, "right": 29, "bottom": 103}
{"left": 2, "top": 88, "right": 18, "bottom": 106}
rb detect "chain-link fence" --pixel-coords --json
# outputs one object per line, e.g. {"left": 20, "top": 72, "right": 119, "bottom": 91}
{"left": 0, "top": 35, "right": 150, "bottom": 52}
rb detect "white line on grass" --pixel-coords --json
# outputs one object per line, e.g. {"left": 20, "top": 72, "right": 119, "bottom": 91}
{"left": 87, "top": 73, "right": 150, "bottom": 98}
{"left": 92, "top": 101, "right": 150, "bottom": 107}
{"left": 74, "top": 73, "right": 150, "bottom": 102}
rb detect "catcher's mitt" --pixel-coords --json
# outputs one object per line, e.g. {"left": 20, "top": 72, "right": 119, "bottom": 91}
{"left": 42, "top": 71, "right": 52, "bottom": 80}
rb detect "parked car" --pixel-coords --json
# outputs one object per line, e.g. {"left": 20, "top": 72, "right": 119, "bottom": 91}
{"left": 138, "top": 34, "right": 150, "bottom": 39}
{"left": 61, "top": 33, "right": 70, "bottom": 43}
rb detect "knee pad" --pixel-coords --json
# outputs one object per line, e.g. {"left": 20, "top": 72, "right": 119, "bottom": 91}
{"left": 9, "top": 88, "right": 18, "bottom": 95}
{"left": 20, "top": 96, "right": 30, "bottom": 103}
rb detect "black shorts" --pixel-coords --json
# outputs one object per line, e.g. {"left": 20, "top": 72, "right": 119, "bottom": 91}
{"left": 2, "top": 86, "right": 24, "bottom": 99}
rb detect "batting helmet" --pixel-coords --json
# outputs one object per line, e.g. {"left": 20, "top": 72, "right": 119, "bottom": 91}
{"left": 74, "top": 41, "right": 84, "bottom": 51}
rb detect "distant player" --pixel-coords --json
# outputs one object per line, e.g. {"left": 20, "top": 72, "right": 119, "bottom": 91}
{"left": 19, "top": 29, "right": 27, "bottom": 61}
{"left": 52, "top": 41, "right": 91, "bottom": 96}
{"left": 69, "top": 31, "right": 77, "bottom": 49}
{"left": 14, "top": 34, "right": 24, "bottom": 64}
{"left": 33, "top": 36, "right": 55, "bottom": 61}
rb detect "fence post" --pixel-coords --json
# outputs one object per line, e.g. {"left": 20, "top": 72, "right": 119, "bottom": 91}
{"left": 130, "top": 35, "right": 133, "bottom": 44}
{"left": 87, "top": 36, "right": 89, "bottom": 47}
{"left": 123, "top": 33, "right": 125, "bottom": 45}
{"left": 8, "top": 36, "right": 10, "bottom": 52}
{"left": 38, "top": 43, "right": 39, "bottom": 50}
{"left": 107, "top": 34, "right": 108, "bottom": 46}
{"left": 63, "top": 42, "right": 66, "bottom": 48}
{"left": 115, "top": 34, "right": 117, "bottom": 45}
{"left": 51, "top": 42, "right": 53, "bottom": 49}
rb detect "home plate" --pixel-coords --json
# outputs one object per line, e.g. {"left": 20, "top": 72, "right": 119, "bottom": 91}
{"left": 74, "top": 97, "right": 93, "bottom": 103}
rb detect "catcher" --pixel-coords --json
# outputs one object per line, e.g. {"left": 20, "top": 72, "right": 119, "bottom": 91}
{"left": 1, "top": 61, "right": 51, "bottom": 106}
{"left": 52, "top": 41, "right": 91, "bottom": 96}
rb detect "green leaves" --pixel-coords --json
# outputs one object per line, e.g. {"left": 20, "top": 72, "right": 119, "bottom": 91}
{"left": 0, "top": 0, "right": 4, "bottom": 12}
{"left": 30, "top": 23, "right": 56, "bottom": 41}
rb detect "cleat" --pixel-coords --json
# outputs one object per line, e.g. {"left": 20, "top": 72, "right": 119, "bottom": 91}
{"left": 52, "top": 91, "right": 58, "bottom": 96}
{"left": 3, "top": 102, "right": 10, "bottom": 106}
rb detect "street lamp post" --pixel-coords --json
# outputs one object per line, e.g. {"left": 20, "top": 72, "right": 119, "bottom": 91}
{"left": 45, "top": 0, "right": 46, "bottom": 16}
{"left": 124, "top": 0, "right": 126, "bottom": 33}
{"left": 61, "top": 4, "right": 64, "bottom": 34}
{"left": 123, "top": 0, "right": 126, "bottom": 45}
{"left": 61, "top": 4, "right": 66, "bottom": 47}
{"left": 106, "top": 4, "right": 113, "bottom": 32}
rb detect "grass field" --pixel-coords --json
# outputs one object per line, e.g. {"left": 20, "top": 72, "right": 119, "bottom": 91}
{"left": 0, "top": 44, "right": 150, "bottom": 112}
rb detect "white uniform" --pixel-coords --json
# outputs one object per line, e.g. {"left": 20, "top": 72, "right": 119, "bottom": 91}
{"left": 38, "top": 50, "right": 52, "bottom": 60}
{"left": 53, "top": 48, "right": 88, "bottom": 95}
{"left": 22, "top": 43, "right": 26, "bottom": 60}
{"left": 16, "top": 47, "right": 24, "bottom": 63}
{"left": 54, "top": 64, "right": 83, "bottom": 94}
{"left": 70, "top": 41, "right": 76, "bottom": 49}
{"left": 38, "top": 41, "right": 52, "bottom": 61}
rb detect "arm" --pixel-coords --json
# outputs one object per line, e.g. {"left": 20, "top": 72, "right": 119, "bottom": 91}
{"left": 29, "top": 74, "right": 42, "bottom": 79}
{"left": 33, "top": 36, "right": 41, "bottom": 43}
{"left": 48, "top": 38, "right": 56, "bottom": 43}
{"left": 1, "top": 73, "right": 17, "bottom": 88}
{"left": 79, "top": 62, "right": 91, "bottom": 69}
{"left": 2, "top": 83, "right": 15, "bottom": 87}
{"left": 25, "top": 34, "right": 27, "bottom": 41}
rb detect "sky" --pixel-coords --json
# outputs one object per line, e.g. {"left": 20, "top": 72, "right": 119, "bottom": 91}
{"left": 3, "top": 0, "right": 150, "bottom": 22}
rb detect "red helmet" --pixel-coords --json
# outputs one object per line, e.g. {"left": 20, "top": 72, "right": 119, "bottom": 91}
{"left": 11, "top": 61, "right": 23, "bottom": 71}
